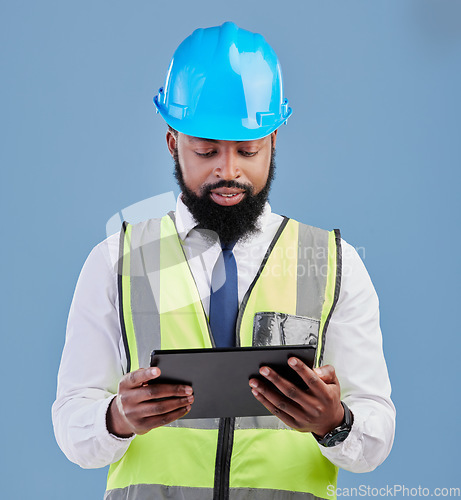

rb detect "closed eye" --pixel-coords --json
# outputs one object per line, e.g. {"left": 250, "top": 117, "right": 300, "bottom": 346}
{"left": 239, "top": 151, "right": 258, "bottom": 157}
{"left": 195, "top": 151, "right": 217, "bottom": 158}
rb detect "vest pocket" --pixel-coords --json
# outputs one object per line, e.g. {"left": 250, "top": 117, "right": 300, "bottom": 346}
{"left": 253, "top": 312, "right": 319, "bottom": 347}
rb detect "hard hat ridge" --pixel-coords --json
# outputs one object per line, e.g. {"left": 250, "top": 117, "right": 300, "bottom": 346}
{"left": 154, "top": 22, "right": 292, "bottom": 141}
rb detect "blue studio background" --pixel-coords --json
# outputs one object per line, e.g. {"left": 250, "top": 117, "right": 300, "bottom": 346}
{"left": 1, "top": 1, "right": 460, "bottom": 498}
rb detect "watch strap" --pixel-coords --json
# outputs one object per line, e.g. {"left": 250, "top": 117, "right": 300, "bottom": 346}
{"left": 314, "top": 401, "right": 353, "bottom": 447}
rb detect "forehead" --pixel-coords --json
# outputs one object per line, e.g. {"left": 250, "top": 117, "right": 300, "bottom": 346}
{"left": 183, "top": 134, "right": 267, "bottom": 147}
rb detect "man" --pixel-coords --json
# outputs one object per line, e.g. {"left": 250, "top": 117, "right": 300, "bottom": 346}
{"left": 53, "top": 22, "right": 395, "bottom": 499}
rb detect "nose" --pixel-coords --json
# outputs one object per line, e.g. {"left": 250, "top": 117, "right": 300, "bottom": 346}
{"left": 214, "top": 149, "right": 240, "bottom": 180}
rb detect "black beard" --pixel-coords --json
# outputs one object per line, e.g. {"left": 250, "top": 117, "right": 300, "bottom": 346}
{"left": 173, "top": 147, "right": 276, "bottom": 244}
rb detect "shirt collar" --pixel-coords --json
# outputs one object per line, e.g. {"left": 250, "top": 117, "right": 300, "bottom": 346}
{"left": 174, "top": 194, "right": 273, "bottom": 244}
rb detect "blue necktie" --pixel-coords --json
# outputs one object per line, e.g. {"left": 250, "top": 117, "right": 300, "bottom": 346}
{"left": 209, "top": 242, "right": 238, "bottom": 348}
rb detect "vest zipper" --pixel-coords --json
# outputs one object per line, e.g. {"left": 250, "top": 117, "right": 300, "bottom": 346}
{"left": 213, "top": 417, "right": 235, "bottom": 500}
{"left": 211, "top": 220, "right": 287, "bottom": 498}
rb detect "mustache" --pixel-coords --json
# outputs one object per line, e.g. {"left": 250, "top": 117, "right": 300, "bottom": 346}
{"left": 200, "top": 180, "right": 254, "bottom": 196}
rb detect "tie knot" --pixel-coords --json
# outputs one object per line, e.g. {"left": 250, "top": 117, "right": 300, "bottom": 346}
{"left": 221, "top": 241, "right": 236, "bottom": 252}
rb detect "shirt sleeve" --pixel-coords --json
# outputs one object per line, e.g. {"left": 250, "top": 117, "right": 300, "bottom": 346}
{"left": 317, "top": 240, "right": 396, "bottom": 472}
{"left": 51, "top": 236, "right": 135, "bottom": 469}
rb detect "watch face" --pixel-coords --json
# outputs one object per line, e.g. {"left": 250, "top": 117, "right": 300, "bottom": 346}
{"left": 326, "top": 430, "right": 349, "bottom": 447}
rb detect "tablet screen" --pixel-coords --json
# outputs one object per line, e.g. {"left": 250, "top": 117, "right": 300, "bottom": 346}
{"left": 150, "top": 345, "right": 315, "bottom": 419}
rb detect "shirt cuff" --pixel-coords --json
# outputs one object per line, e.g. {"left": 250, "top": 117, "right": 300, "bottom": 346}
{"left": 97, "top": 395, "right": 135, "bottom": 454}
{"left": 317, "top": 410, "right": 371, "bottom": 473}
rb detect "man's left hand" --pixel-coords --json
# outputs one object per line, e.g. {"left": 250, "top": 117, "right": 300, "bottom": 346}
{"left": 249, "top": 357, "right": 344, "bottom": 436}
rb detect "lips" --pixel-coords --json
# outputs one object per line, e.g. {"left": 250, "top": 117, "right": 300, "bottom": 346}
{"left": 210, "top": 188, "right": 246, "bottom": 206}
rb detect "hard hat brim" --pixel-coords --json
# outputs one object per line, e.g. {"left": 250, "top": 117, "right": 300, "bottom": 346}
{"left": 154, "top": 95, "right": 292, "bottom": 141}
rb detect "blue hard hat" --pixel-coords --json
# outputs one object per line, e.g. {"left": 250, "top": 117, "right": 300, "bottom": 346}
{"left": 154, "top": 22, "right": 292, "bottom": 141}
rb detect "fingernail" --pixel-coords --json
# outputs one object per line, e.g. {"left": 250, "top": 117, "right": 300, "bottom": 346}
{"left": 260, "top": 367, "right": 270, "bottom": 376}
{"left": 251, "top": 389, "right": 259, "bottom": 397}
{"left": 151, "top": 367, "right": 159, "bottom": 376}
{"left": 187, "top": 395, "right": 194, "bottom": 403}
{"left": 185, "top": 405, "right": 191, "bottom": 412}
{"left": 288, "top": 358, "right": 297, "bottom": 367}
{"left": 185, "top": 387, "right": 193, "bottom": 395}
{"left": 249, "top": 380, "right": 257, "bottom": 388}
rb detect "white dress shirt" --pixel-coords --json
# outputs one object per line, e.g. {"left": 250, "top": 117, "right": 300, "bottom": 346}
{"left": 52, "top": 197, "right": 395, "bottom": 473}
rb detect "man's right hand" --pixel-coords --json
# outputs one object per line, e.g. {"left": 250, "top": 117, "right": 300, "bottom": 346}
{"left": 106, "top": 367, "right": 194, "bottom": 438}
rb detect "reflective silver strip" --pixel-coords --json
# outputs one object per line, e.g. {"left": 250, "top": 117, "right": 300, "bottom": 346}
{"left": 128, "top": 218, "right": 162, "bottom": 368}
{"left": 105, "top": 483, "right": 323, "bottom": 499}
{"left": 230, "top": 489, "right": 323, "bottom": 500}
{"left": 296, "top": 223, "right": 329, "bottom": 320}
{"left": 165, "top": 417, "right": 220, "bottom": 430}
{"left": 235, "top": 415, "right": 290, "bottom": 430}
{"left": 104, "top": 484, "right": 212, "bottom": 500}
{"left": 165, "top": 415, "right": 289, "bottom": 430}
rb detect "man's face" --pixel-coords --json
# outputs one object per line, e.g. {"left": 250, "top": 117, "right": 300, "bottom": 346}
{"left": 167, "top": 130, "right": 277, "bottom": 243}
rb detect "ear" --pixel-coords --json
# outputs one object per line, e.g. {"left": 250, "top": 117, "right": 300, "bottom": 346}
{"left": 166, "top": 130, "right": 178, "bottom": 157}
{"left": 271, "top": 129, "right": 278, "bottom": 149}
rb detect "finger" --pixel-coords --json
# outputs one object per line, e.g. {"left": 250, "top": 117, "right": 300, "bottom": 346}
{"left": 120, "top": 367, "right": 162, "bottom": 390}
{"left": 140, "top": 394, "right": 195, "bottom": 418}
{"left": 255, "top": 365, "right": 317, "bottom": 408}
{"left": 249, "top": 377, "right": 307, "bottom": 423}
{"left": 138, "top": 404, "right": 193, "bottom": 434}
{"left": 250, "top": 385, "right": 299, "bottom": 429}
{"left": 134, "top": 383, "right": 194, "bottom": 404}
{"left": 286, "top": 358, "right": 327, "bottom": 395}
{"left": 121, "top": 394, "right": 194, "bottom": 429}
{"left": 313, "top": 364, "right": 338, "bottom": 385}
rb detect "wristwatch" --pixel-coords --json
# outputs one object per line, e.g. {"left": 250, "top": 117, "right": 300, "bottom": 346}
{"left": 314, "top": 401, "right": 353, "bottom": 447}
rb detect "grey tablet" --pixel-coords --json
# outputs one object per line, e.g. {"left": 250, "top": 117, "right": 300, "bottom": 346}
{"left": 150, "top": 345, "right": 315, "bottom": 419}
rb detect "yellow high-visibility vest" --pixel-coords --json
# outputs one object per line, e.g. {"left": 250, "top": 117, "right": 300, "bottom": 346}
{"left": 106, "top": 214, "right": 342, "bottom": 500}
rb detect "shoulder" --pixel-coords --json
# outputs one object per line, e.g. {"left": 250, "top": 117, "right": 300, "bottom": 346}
{"left": 340, "top": 239, "right": 374, "bottom": 284}
{"left": 281, "top": 217, "right": 373, "bottom": 287}
{"left": 336, "top": 238, "right": 379, "bottom": 314}
{"left": 72, "top": 232, "right": 122, "bottom": 293}
{"left": 92, "top": 231, "right": 122, "bottom": 275}
{"left": 280, "top": 215, "right": 334, "bottom": 236}
{"left": 281, "top": 217, "right": 337, "bottom": 248}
